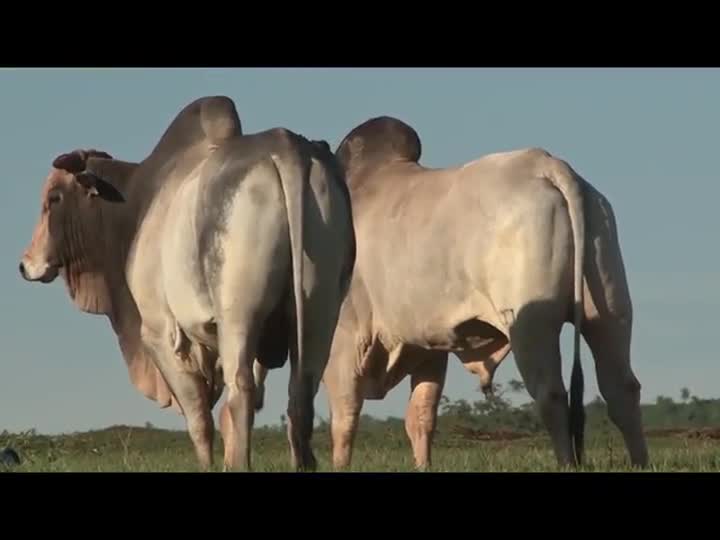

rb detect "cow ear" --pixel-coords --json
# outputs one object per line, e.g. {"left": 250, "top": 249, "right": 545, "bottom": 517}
{"left": 75, "top": 172, "right": 126, "bottom": 203}
{"left": 53, "top": 152, "right": 86, "bottom": 173}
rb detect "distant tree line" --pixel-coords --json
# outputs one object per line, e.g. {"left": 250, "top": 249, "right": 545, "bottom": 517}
{"left": 317, "top": 382, "right": 720, "bottom": 436}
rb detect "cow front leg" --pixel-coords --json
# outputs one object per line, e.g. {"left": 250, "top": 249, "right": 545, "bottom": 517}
{"left": 321, "top": 326, "right": 364, "bottom": 469}
{"left": 328, "top": 388, "right": 362, "bottom": 470}
{"left": 405, "top": 352, "right": 448, "bottom": 470}
{"left": 147, "top": 330, "right": 215, "bottom": 470}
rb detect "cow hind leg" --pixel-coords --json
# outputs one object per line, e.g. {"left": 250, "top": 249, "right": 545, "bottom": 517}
{"left": 286, "top": 362, "right": 317, "bottom": 472}
{"left": 219, "top": 325, "right": 257, "bottom": 472}
{"left": 405, "top": 352, "right": 448, "bottom": 470}
{"left": 287, "top": 327, "right": 334, "bottom": 472}
{"left": 510, "top": 316, "right": 575, "bottom": 467}
{"left": 287, "top": 292, "right": 343, "bottom": 472}
{"left": 583, "top": 319, "right": 648, "bottom": 468}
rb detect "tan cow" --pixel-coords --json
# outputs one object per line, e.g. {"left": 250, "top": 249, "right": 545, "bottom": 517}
{"left": 18, "top": 96, "right": 356, "bottom": 471}
{"left": 282, "top": 115, "right": 647, "bottom": 470}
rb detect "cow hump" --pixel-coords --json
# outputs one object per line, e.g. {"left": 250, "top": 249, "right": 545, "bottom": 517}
{"left": 148, "top": 96, "right": 242, "bottom": 159}
{"left": 336, "top": 116, "right": 422, "bottom": 171}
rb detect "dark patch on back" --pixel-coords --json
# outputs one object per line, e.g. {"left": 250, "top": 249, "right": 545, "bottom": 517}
{"left": 335, "top": 116, "right": 422, "bottom": 172}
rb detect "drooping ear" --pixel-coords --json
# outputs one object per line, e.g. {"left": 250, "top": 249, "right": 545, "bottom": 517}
{"left": 53, "top": 151, "right": 86, "bottom": 173}
{"left": 75, "top": 172, "right": 126, "bottom": 203}
{"left": 53, "top": 149, "right": 113, "bottom": 173}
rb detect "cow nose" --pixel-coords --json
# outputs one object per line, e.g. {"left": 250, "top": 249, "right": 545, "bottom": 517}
{"left": 19, "top": 261, "right": 27, "bottom": 279}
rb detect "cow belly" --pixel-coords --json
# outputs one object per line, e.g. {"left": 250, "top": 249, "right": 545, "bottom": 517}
{"left": 374, "top": 295, "right": 504, "bottom": 353}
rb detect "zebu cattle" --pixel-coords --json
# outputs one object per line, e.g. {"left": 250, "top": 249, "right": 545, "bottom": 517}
{"left": 19, "top": 96, "right": 356, "bottom": 471}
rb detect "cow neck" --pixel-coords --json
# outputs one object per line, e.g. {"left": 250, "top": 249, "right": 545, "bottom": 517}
{"left": 57, "top": 157, "right": 174, "bottom": 409}
{"left": 61, "top": 158, "right": 141, "bottom": 320}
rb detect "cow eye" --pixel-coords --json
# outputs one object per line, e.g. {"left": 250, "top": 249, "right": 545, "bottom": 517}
{"left": 47, "top": 193, "right": 62, "bottom": 206}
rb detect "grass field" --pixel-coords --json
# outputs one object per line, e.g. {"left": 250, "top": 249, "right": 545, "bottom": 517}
{"left": 3, "top": 421, "right": 720, "bottom": 472}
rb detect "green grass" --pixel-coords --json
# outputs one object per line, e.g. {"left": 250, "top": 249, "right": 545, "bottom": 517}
{"left": 3, "top": 421, "right": 720, "bottom": 472}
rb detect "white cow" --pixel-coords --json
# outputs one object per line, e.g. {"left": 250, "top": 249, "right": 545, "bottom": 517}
{"left": 19, "top": 96, "right": 356, "bottom": 471}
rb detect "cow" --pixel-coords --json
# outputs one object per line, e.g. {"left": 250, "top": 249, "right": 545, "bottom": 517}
{"left": 18, "top": 96, "right": 356, "bottom": 472}
{"left": 269, "top": 115, "right": 647, "bottom": 471}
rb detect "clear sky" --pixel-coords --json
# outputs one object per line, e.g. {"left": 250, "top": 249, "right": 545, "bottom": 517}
{"left": 1, "top": 68, "right": 717, "bottom": 435}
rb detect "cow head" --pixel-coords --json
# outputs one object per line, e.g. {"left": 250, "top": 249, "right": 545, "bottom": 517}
{"left": 19, "top": 149, "right": 125, "bottom": 284}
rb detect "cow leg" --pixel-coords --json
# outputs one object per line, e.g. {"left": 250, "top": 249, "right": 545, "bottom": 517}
{"left": 583, "top": 318, "right": 648, "bottom": 467}
{"left": 286, "top": 325, "right": 336, "bottom": 472}
{"left": 405, "top": 352, "right": 447, "bottom": 470}
{"left": 253, "top": 360, "right": 268, "bottom": 411}
{"left": 143, "top": 327, "right": 215, "bottom": 470}
{"left": 219, "top": 325, "right": 257, "bottom": 472}
{"left": 510, "top": 319, "right": 575, "bottom": 467}
{"left": 287, "top": 290, "right": 344, "bottom": 472}
{"left": 322, "top": 326, "right": 363, "bottom": 469}
{"left": 326, "top": 375, "right": 363, "bottom": 470}
{"left": 164, "top": 369, "right": 215, "bottom": 470}
{"left": 286, "top": 361, "right": 316, "bottom": 471}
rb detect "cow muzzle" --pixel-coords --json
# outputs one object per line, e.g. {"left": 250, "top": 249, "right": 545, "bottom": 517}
{"left": 19, "top": 258, "right": 59, "bottom": 283}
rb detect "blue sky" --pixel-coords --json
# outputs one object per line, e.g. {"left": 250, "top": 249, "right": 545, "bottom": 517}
{"left": 0, "top": 68, "right": 717, "bottom": 434}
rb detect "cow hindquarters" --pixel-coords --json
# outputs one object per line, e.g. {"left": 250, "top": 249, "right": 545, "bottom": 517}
{"left": 582, "top": 318, "right": 648, "bottom": 467}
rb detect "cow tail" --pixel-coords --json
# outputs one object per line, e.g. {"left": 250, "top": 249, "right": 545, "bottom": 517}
{"left": 547, "top": 159, "right": 586, "bottom": 467}
{"left": 270, "top": 153, "right": 305, "bottom": 390}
